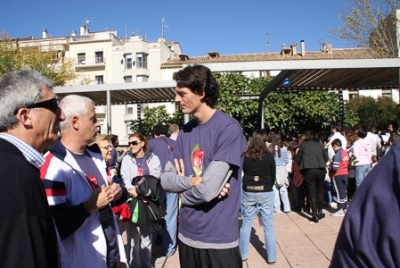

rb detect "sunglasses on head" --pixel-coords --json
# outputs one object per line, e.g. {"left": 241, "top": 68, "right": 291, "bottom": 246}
{"left": 128, "top": 140, "right": 142, "bottom": 146}
{"left": 21, "top": 98, "right": 60, "bottom": 114}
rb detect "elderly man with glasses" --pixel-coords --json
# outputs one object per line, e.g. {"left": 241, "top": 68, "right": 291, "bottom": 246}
{"left": 0, "top": 70, "right": 65, "bottom": 267}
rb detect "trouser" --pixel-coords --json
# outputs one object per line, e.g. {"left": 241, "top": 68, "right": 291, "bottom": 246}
{"left": 332, "top": 175, "right": 348, "bottom": 210}
{"left": 304, "top": 168, "right": 326, "bottom": 201}
{"left": 162, "top": 192, "right": 178, "bottom": 256}
{"left": 179, "top": 240, "right": 242, "bottom": 268}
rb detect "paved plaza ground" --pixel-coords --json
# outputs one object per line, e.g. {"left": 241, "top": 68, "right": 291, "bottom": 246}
{"left": 152, "top": 207, "right": 343, "bottom": 268}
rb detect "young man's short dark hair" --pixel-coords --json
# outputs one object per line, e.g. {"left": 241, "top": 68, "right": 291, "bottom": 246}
{"left": 172, "top": 65, "right": 220, "bottom": 108}
{"left": 152, "top": 123, "right": 169, "bottom": 136}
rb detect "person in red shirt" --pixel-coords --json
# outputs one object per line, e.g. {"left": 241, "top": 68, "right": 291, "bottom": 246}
{"left": 329, "top": 138, "right": 349, "bottom": 217}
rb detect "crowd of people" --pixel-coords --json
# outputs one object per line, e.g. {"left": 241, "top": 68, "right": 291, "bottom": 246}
{"left": 1, "top": 65, "right": 400, "bottom": 267}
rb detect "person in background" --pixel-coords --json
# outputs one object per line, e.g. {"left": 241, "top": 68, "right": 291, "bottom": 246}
{"left": 94, "top": 134, "right": 129, "bottom": 205}
{"left": 329, "top": 139, "right": 349, "bottom": 217}
{"left": 353, "top": 125, "right": 372, "bottom": 189}
{"left": 387, "top": 121, "right": 400, "bottom": 136}
{"left": 0, "top": 70, "right": 65, "bottom": 267}
{"left": 161, "top": 65, "right": 247, "bottom": 268}
{"left": 327, "top": 124, "right": 347, "bottom": 160}
{"left": 345, "top": 130, "right": 358, "bottom": 201}
{"left": 109, "top": 134, "right": 119, "bottom": 171}
{"left": 269, "top": 133, "right": 291, "bottom": 213}
{"left": 326, "top": 124, "right": 347, "bottom": 208}
{"left": 239, "top": 129, "right": 277, "bottom": 265}
{"left": 384, "top": 132, "right": 400, "bottom": 156}
{"left": 120, "top": 133, "right": 161, "bottom": 268}
{"left": 168, "top": 123, "right": 179, "bottom": 141}
{"left": 148, "top": 123, "right": 178, "bottom": 257}
{"left": 364, "top": 124, "right": 381, "bottom": 158}
{"left": 41, "top": 95, "right": 127, "bottom": 268}
{"left": 295, "top": 130, "right": 329, "bottom": 223}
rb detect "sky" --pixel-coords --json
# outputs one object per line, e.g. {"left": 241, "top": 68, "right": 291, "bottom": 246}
{"left": 0, "top": 0, "right": 352, "bottom": 57}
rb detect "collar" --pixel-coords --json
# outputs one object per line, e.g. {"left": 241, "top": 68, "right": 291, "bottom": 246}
{"left": 0, "top": 133, "right": 44, "bottom": 169}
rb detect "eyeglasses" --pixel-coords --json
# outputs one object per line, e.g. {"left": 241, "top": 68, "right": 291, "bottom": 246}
{"left": 23, "top": 98, "right": 60, "bottom": 114}
{"left": 128, "top": 140, "right": 142, "bottom": 146}
{"left": 100, "top": 145, "right": 113, "bottom": 150}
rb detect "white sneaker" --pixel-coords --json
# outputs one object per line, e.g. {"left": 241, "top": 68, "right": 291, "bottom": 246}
{"left": 330, "top": 202, "right": 338, "bottom": 209}
{"left": 331, "top": 211, "right": 345, "bottom": 217}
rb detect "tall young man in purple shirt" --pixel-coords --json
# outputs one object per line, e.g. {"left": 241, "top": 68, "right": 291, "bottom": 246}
{"left": 161, "top": 65, "right": 247, "bottom": 268}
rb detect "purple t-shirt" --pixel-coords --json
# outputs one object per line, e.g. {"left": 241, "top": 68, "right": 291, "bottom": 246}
{"left": 148, "top": 137, "right": 176, "bottom": 172}
{"left": 174, "top": 110, "right": 246, "bottom": 244}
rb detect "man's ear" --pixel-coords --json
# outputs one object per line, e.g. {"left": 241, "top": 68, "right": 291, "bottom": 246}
{"left": 16, "top": 108, "right": 33, "bottom": 128}
{"left": 71, "top": 115, "right": 80, "bottom": 130}
{"left": 198, "top": 89, "right": 206, "bottom": 101}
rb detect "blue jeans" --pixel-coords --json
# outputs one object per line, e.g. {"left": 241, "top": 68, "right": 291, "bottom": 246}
{"left": 239, "top": 191, "right": 277, "bottom": 263}
{"left": 162, "top": 192, "right": 178, "bottom": 256}
{"left": 355, "top": 164, "right": 370, "bottom": 189}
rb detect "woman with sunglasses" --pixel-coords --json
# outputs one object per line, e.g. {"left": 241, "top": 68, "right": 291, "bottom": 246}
{"left": 120, "top": 133, "right": 161, "bottom": 268}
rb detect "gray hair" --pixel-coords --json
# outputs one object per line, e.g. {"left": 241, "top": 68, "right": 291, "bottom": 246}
{"left": 169, "top": 123, "right": 179, "bottom": 133}
{"left": 0, "top": 70, "right": 54, "bottom": 132}
{"left": 59, "top": 94, "right": 95, "bottom": 134}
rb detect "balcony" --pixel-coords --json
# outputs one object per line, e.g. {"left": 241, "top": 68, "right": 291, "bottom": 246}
{"left": 75, "top": 56, "right": 106, "bottom": 68}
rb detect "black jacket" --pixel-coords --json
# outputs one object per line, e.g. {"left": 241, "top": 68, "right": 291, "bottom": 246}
{"left": 295, "top": 141, "right": 329, "bottom": 170}
{"left": 129, "top": 175, "right": 166, "bottom": 236}
{"left": 0, "top": 138, "right": 59, "bottom": 268}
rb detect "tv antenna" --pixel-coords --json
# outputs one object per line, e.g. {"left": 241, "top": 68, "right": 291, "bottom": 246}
{"left": 84, "top": 17, "right": 95, "bottom": 26}
{"left": 265, "top": 32, "right": 271, "bottom": 53}
{"left": 162, "top": 17, "right": 169, "bottom": 39}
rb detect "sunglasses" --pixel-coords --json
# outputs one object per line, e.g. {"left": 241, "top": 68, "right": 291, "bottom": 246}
{"left": 22, "top": 98, "right": 60, "bottom": 114}
{"left": 128, "top": 140, "right": 142, "bottom": 146}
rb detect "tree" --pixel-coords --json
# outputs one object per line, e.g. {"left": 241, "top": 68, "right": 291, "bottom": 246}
{"left": 215, "top": 73, "right": 356, "bottom": 137}
{"left": 345, "top": 95, "right": 398, "bottom": 128}
{"left": 332, "top": 0, "right": 400, "bottom": 57}
{"left": 215, "top": 73, "right": 272, "bottom": 137}
{"left": 0, "top": 32, "right": 76, "bottom": 85}
{"left": 129, "top": 105, "right": 183, "bottom": 138}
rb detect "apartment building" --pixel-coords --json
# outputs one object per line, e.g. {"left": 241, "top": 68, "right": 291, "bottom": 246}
{"left": 44, "top": 25, "right": 182, "bottom": 142}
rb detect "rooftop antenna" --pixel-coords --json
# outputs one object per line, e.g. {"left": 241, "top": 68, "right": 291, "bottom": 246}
{"left": 265, "top": 32, "right": 271, "bottom": 53}
{"left": 162, "top": 17, "right": 169, "bottom": 39}
{"left": 84, "top": 17, "right": 94, "bottom": 26}
{"left": 318, "top": 39, "right": 325, "bottom": 51}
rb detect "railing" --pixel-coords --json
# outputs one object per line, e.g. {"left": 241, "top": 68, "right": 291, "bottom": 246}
{"left": 75, "top": 56, "right": 106, "bottom": 66}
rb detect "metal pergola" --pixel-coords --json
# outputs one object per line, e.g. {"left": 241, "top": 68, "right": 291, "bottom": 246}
{"left": 54, "top": 58, "right": 400, "bottom": 132}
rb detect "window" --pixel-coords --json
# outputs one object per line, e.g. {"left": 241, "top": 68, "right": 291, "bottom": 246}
{"left": 77, "top": 53, "right": 86, "bottom": 64}
{"left": 124, "top": 76, "right": 132, "bottom": 83}
{"left": 136, "top": 53, "right": 148, "bottom": 68}
{"left": 125, "top": 54, "right": 132, "bottom": 69}
{"left": 127, "top": 107, "right": 133, "bottom": 114}
{"left": 349, "top": 92, "right": 359, "bottom": 99}
{"left": 136, "top": 75, "right": 148, "bottom": 82}
{"left": 95, "top": 75, "right": 104, "bottom": 84}
{"left": 95, "top": 51, "right": 104, "bottom": 63}
{"left": 382, "top": 90, "right": 392, "bottom": 98}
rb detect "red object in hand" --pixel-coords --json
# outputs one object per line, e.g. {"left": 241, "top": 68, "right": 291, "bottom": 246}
{"left": 86, "top": 175, "right": 98, "bottom": 190}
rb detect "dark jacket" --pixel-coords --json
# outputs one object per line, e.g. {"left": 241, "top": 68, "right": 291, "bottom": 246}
{"left": 130, "top": 175, "right": 166, "bottom": 236}
{"left": 295, "top": 141, "right": 329, "bottom": 170}
{"left": 0, "top": 138, "right": 59, "bottom": 268}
